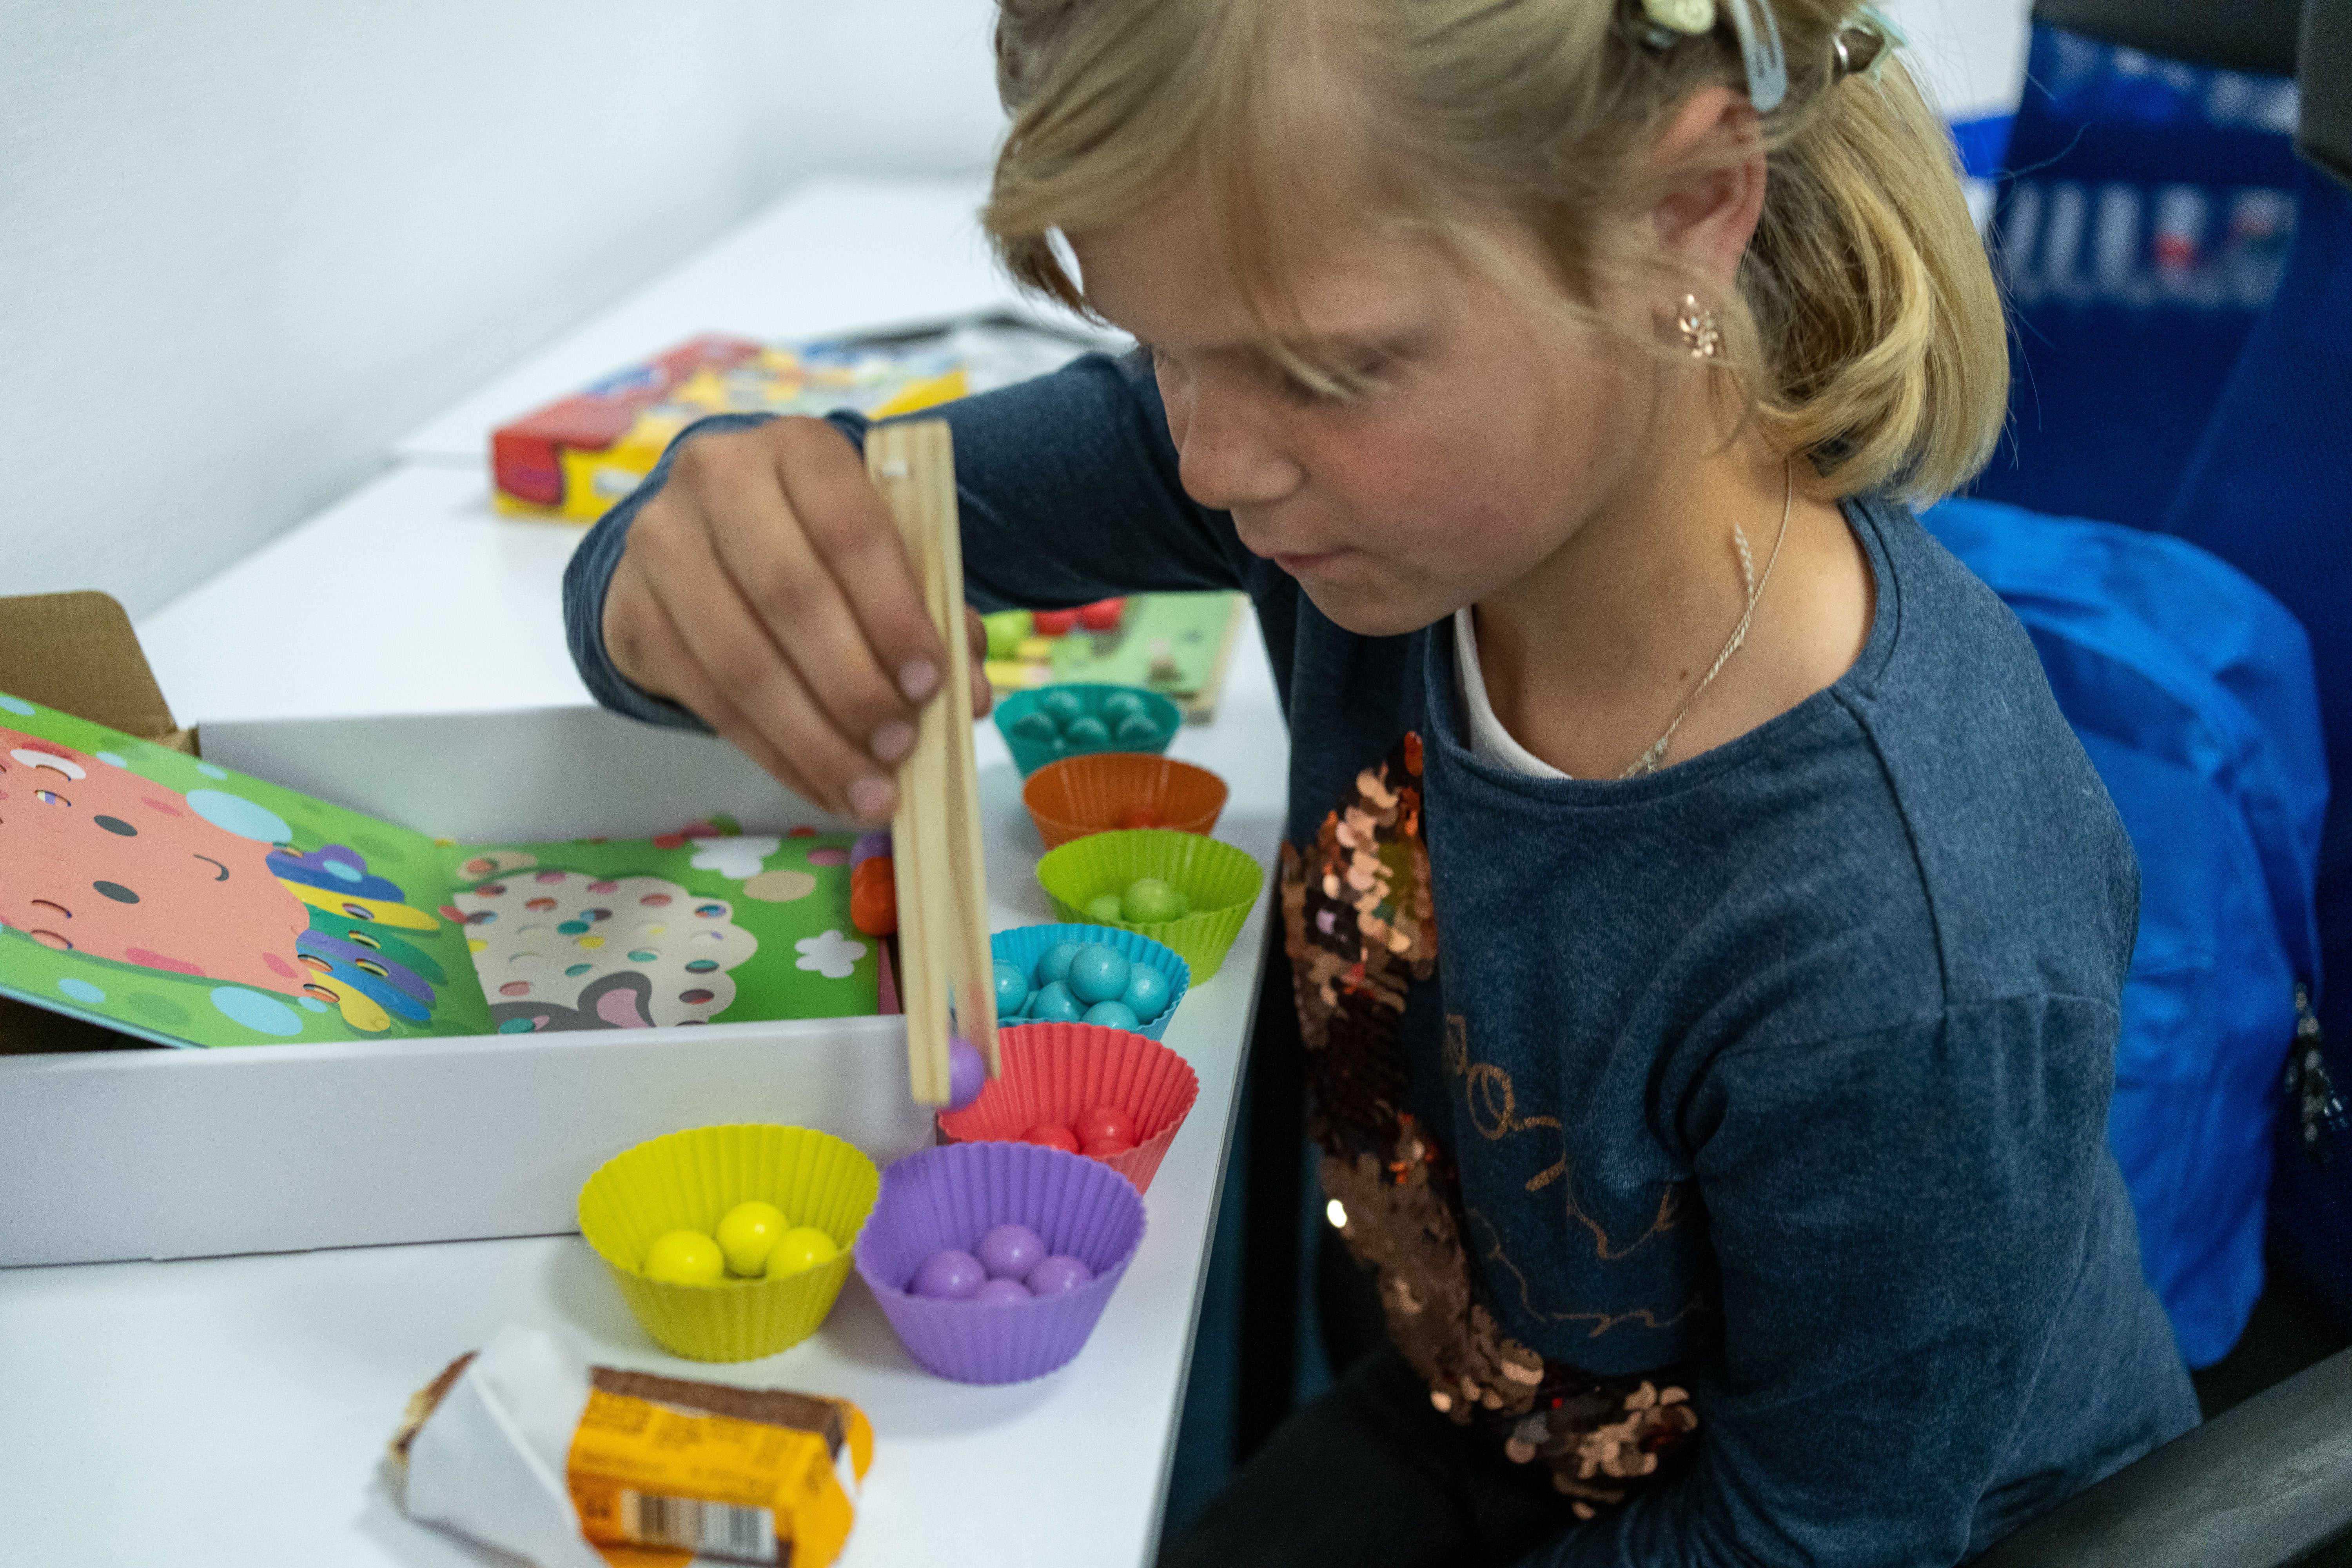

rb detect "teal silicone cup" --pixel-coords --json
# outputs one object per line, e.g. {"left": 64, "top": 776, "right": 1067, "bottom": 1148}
{"left": 990, "top": 922, "right": 1191, "bottom": 1041}
{"left": 993, "top": 683, "right": 1181, "bottom": 777}
{"left": 855, "top": 1141, "right": 1146, "bottom": 1385}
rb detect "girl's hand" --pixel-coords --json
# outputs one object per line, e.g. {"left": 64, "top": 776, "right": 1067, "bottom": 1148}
{"left": 599, "top": 415, "right": 994, "bottom": 824}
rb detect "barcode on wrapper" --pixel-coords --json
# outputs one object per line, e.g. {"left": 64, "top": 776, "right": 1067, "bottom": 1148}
{"left": 618, "top": 1489, "right": 779, "bottom": 1564}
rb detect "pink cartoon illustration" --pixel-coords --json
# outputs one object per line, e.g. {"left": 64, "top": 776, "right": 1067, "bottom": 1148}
{"left": 0, "top": 730, "right": 310, "bottom": 993}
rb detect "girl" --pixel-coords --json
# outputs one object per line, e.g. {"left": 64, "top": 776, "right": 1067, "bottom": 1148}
{"left": 565, "top": 0, "right": 2198, "bottom": 1561}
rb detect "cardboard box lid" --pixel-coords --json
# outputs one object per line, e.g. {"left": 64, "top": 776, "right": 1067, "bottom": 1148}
{"left": 0, "top": 592, "right": 192, "bottom": 1054}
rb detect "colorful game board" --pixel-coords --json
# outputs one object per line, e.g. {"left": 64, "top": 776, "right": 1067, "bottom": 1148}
{"left": 984, "top": 592, "right": 1247, "bottom": 723}
{"left": 0, "top": 692, "right": 878, "bottom": 1050}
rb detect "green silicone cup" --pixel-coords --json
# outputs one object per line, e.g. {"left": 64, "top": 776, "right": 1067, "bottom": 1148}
{"left": 1034, "top": 829, "right": 1265, "bottom": 981}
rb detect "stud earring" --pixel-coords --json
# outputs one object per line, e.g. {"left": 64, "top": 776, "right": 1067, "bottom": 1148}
{"left": 1676, "top": 294, "right": 1723, "bottom": 360}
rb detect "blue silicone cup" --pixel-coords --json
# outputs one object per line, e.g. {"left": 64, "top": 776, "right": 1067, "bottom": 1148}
{"left": 993, "top": 683, "right": 1181, "bottom": 778}
{"left": 989, "top": 923, "right": 1192, "bottom": 1042}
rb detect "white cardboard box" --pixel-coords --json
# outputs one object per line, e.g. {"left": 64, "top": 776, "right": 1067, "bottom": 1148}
{"left": 0, "top": 706, "right": 937, "bottom": 1267}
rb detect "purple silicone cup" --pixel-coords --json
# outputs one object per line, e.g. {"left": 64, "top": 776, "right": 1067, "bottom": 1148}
{"left": 854, "top": 1141, "right": 1147, "bottom": 1385}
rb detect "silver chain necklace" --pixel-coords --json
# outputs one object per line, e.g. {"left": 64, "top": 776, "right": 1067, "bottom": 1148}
{"left": 1619, "top": 460, "right": 1795, "bottom": 779}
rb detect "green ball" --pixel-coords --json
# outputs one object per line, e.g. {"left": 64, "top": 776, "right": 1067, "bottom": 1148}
{"left": 1064, "top": 716, "right": 1112, "bottom": 749}
{"left": 1114, "top": 713, "right": 1163, "bottom": 747}
{"left": 1086, "top": 893, "right": 1125, "bottom": 922}
{"left": 1121, "top": 877, "right": 1189, "bottom": 923}
{"left": 1039, "top": 689, "right": 1085, "bottom": 725}
{"left": 984, "top": 612, "right": 1032, "bottom": 659}
{"left": 1010, "top": 710, "right": 1058, "bottom": 742}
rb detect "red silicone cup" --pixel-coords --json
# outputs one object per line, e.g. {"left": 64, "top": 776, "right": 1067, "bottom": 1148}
{"left": 854, "top": 1141, "right": 1147, "bottom": 1385}
{"left": 936, "top": 1022, "right": 1200, "bottom": 1196}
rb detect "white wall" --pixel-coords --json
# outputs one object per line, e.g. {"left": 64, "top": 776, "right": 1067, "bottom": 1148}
{"left": 1886, "top": 0, "right": 2036, "bottom": 123}
{"left": 0, "top": 0, "right": 1005, "bottom": 617}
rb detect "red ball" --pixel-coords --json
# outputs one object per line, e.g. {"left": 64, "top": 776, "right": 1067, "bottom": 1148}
{"left": 1078, "top": 597, "right": 1126, "bottom": 632}
{"left": 1033, "top": 609, "right": 1080, "bottom": 637}
{"left": 1073, "top": 1104, "right": 1138, "bottom": 1148}
{"left": 1116, "top": 806, "right": 1165, "bottom": 830}
{"left": 1021, "top": 1123, "right": 1081, "bottom": 1153}
{"left": 1083, "top": 1136, "right": 1134, "bottom": 1160}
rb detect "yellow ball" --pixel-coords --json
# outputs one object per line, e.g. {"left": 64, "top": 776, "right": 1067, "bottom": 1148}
{"left": 715, "top": 1200, "right": 789, "bottom": 1277}
{"left": 643, "top": 1229, "right": 724, "bottom": 1285}
{"left": 764, "top": 1225, "right": 840, "bottom": 1278}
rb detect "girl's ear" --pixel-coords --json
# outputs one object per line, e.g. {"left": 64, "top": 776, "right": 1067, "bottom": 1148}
{"left": 1648, "top": 86, "right": 1768, "bottom": 285}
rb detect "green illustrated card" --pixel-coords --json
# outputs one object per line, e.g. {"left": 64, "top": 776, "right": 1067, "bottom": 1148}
{"left": 0, "top": 691, "right": 878, "bottom": 1050}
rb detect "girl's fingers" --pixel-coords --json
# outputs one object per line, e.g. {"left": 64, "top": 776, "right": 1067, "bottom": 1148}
{"left": 608, "top": 584, "right": 831, "bottom": 811}
{"left": 967, "top": 607, "right": 995, "bottom": 718}
{"left": 675, "top": 425, "right": 921, "bottom": 768}
{"left": 626, "top": 486, "right": 899, "bottom": 822}
{"left": 769, "top": 418, "right": 953, "bottom": 706}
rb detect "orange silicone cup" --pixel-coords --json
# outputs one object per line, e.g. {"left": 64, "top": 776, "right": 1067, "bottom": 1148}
{"left": 1022, "top": 753, "right": 1230, "bottom": 851}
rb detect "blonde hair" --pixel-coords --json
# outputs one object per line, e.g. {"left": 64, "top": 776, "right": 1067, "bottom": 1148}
{"left": 985, "top": 0, "right": 2007, "bottom": 504}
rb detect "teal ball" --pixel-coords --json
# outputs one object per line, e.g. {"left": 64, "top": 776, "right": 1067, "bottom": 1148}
{"left": 1063, "top": 716, "right": 1112, "bottom": 749}
{"left": 1120, "top": 964, "right": 1172, "bottom": 1023}
{"left": 1100, "top": 691, "right": 1148, "bottom": 725}
{"left": 1067, "top": 945, "right": 1132, "bottom": 1006}
{"left": 1010, "top": 710, "right": 1058, "bottom": 742}
{"left": 1028, "top": 981, "right": 1085, "bottom": 1024}
{"left": 993, "top": 960, "right": 1030, "bottom": 1016}
{"left": 1082, "top": 1000, "right": 1141, "bottom": 1030}
{"left": 1039, "top": 689, "right": 1085, "bottom": 725}
{"left": 1114, "top": 714, "right": 1163, "bottom": 747}
{"left": 1036, "top": 940, "right": 1087, "bottom": 987}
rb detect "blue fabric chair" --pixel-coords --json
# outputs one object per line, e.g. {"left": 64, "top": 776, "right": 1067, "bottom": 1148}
{"left": 1974, "top": 23, "right": 2304, "bottom": 531}
{"left": 2157, "top": 160, "right": 2352, "bottom": 1321}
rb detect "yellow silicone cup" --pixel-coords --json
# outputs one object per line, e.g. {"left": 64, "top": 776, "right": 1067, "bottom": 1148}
{"left": 578, "top": 1124, "right": 880, "bottom": 1363}
{"left": 1034, "top": 828, "right": 1265, "bottom": 981}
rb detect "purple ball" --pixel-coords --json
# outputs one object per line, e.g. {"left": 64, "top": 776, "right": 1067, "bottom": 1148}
{"left": 976, "top": 1223, "right": 1047, "bottom": 1280}
{"left": 946, "top": 1036, "right": 986, "bottom": 1111}
{"left": 973, "top": 1277, "right": 1033, "bottom": 1305}
{"left": 850, "top": 830, "right": 893, "bottom": 868}
{"left": 911, "top": 1247, "right": 986, "bottom": 1299}
{"left": 1025, "top": 1254, "right": 1095, "bottom": 1296}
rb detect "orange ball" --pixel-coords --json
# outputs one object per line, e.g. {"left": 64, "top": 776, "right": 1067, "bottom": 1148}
{"left": 1115, "top": 806, "right": 1165, "bottom": 830}
{"left": 850, "top": 860, "right": 897, "bottom": 936}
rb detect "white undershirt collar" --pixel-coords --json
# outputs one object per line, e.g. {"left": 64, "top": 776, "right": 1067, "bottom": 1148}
{"left": 1452, "top": 606, "right": 1572, "bottom": 780}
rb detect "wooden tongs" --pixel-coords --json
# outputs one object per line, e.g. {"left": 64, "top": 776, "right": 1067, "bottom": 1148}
{"left": 867, "top": 421, "right": 999, "bottom": 1104}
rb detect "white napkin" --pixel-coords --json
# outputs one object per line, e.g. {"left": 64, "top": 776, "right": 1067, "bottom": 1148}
{"left": 402, "top": 1325, "right": 606, "bottom": 1568}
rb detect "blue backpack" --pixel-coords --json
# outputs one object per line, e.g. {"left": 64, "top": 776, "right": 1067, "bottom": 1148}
{"left": 1922, "top": 498, "right": 2328, "bottom": 1367}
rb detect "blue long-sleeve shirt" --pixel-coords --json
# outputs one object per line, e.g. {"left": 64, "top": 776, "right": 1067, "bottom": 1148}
{"left": 564, "top": 352, "right": 2198, "bottom": 1563}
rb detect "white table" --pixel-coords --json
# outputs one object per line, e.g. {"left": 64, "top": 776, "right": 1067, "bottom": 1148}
{"left": 0, "top": 175, "right": 1290, "bottom": 1568}
{"left": 392, "top": 175, "right": 1124, "bottom": 468}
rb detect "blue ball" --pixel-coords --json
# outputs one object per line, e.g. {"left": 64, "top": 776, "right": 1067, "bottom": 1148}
{"left": 1120, "top": 964, "right": 1172, "bottom": 1023}
{"left": 1028, "top": 981, "right": 1085, "bottom": 1024}
{"left": 1082, "top": 1000, "right": 1141, "bottom": 1030}
{"left": 1035, "top": 940, "right": 1088, "bottom": 987}
{"left": 993, "top": 960, "right": 1030, "bottom": 1017}
{"left": 1067, "top": 944, "right": 1132, "bottom": 1005}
